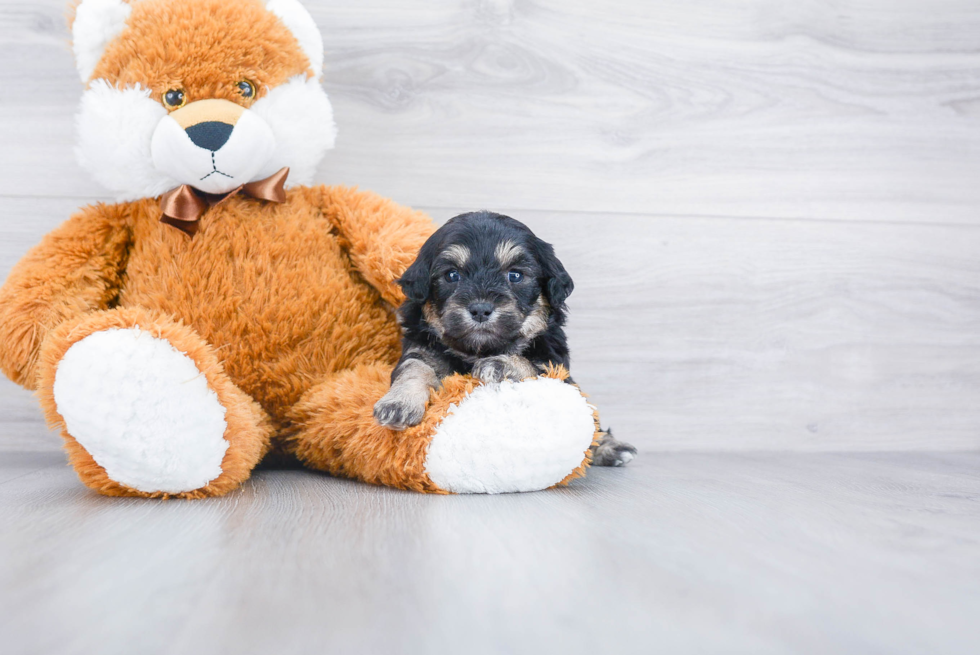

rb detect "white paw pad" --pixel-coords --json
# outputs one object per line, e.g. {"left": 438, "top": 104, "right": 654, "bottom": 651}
{"left": 424, "top": 377, "right": 596, "bottom": 494}
{"left": 53, "top": 328, "right": 229, "bottom": 493}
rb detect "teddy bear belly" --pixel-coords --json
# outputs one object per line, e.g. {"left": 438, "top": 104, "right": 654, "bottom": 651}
{"left": 117, "top": 209, "right": 402, "bottom": 420}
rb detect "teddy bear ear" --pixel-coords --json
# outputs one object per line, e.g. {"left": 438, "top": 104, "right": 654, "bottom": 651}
{"left": 70, "top": 0, "right": 134, "bottom": 84}
{"left": 264, "top": 0, "right": 325, "bottom": 79}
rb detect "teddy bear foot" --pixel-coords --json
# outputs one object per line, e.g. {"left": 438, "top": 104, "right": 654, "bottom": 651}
{"left": 37, "top": 309, "right": 273, "bottom": 498}
{"left": 423, "top": 376, "right": 597, "bottom": 494}
{"left": 52, "top": 327, "right": 230, "bottom": 494}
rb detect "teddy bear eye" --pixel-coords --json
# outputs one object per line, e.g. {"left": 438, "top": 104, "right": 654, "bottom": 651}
{"left": 237, "top": 80, "right": 256, "bottom": 99}
{"left": 163, "top": 89, "right": 186, "bottom": 110}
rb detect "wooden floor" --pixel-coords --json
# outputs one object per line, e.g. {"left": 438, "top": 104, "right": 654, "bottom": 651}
{"left": 1, "top": 441, "right": 978, "bottom": 654}
{"left": 2, "top": 1, "right": 980, "bottom": 653}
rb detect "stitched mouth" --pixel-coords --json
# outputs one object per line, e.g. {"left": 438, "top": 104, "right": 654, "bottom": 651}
{"left": 199, "top": 152, "right": 234, "bottom": 181}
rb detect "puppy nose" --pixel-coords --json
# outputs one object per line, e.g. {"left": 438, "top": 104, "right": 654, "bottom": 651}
{"left": 184, "top": 121, "right": 234, "bottom": 151}
{"left": 468, "top": 302, "right": 495, "bottom": 323}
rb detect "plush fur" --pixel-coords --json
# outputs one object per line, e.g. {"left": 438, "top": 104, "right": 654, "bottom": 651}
{"left": 36, "top": 306, "right": 274, "bottom": 498}
{"left": 76, "top": 81, "right": 176, "bottom": 200}
{"left": 423, "top": 375, "right": 596, "bottom": 494}
{"left": 53, "top": 326, "right": 232, "bottom": 493}
{"left": 249, "top": 75, "right": 336, "bottom": 185}
{"left": 265, "top": 0, "right": 324, "bottom": 79}
{"left": 71, "top": 0, "right": 133, "bottom": 83}
{"left": 0, "top": 0, "right": 603, "bottom": 497}
{"left": 73, "top": 0, "right": 335, "bottom": 200}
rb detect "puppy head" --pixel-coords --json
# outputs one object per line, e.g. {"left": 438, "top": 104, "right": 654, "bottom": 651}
{"left": 70, "top": 0, "right": 336, "bottom": 200}
{"left": 398, "top": 211, "right": 573, "bottom": 357}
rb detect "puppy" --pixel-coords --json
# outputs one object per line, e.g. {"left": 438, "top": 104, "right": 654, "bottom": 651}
{"left": 374, "top": 211, "right": 636, "bottom": 467}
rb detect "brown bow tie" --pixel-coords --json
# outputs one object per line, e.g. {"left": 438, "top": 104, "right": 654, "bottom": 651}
{"left": 159, "top": 167, "right": 290, "bottom": 237}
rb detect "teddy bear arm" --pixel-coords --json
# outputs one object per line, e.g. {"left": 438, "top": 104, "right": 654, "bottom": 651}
{"left": 0, "top": 203, "right": 132, "bottom": 389}
{"left": 314, "top": 185, "right": 437, "bottom": 306}
{"left": 286, "top": 363, "right": 599, "bottom": 494}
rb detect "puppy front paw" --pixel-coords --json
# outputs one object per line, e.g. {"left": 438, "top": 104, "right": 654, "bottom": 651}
{"left": 472, "top": 357, "right": 507, "bottom": 384}
{"left": 374, "top": 393, "right": 427, "bottom": 431}
{"left": 472, "top": 355, "right": 538, "bottom": 384}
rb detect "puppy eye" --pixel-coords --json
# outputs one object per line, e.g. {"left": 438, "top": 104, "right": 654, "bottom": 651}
{"left": 445, "top": 269, "right": 461, "bottom": 283}
{"left": 237, "top": 80, "right": 256, "bottom": 99}
{"left": 508, "top": 271, "right": 524, "bottom": 283}
{"left": 163, "top": 89, "right": 186, "bottom": 110}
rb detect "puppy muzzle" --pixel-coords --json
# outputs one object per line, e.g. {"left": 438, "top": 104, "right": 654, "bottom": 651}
{"left": 441, "top": 300, "right": 525, "bottom": 355}
{"left": 151, "top": 99, "right": 276, "bottom": 195}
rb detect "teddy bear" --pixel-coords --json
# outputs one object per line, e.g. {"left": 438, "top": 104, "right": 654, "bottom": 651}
{"left": 0, "top": 0, "right": 601, "bottom": 498}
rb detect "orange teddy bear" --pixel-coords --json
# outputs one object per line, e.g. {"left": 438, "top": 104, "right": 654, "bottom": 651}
{"left": 0, "top": 0, "right": 599, "bottom": 498}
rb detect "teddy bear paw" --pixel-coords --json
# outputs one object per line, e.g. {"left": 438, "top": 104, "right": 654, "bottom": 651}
{"left": 423, "top": 376, "right": 596, "bottom": 494}
{"left": 52, "top": 328, "right": 229, "bottom": 494}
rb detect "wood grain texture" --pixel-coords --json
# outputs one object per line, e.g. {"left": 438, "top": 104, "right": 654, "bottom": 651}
{"left": 488, "top": 208, "right": 980, "bottom": 452}
{"left": 1, "top": 449, "right": 978, "bottom": 655}
{"left": 0, "top": 0, "right": 979, "bottom": 223}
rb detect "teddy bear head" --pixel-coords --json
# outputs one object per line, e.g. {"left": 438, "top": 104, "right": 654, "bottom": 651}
{"left": 70, "top": 0, "right": 337, "bottom": 200}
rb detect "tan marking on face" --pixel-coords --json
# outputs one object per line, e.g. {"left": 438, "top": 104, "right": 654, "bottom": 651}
{"left": 491, "top": 300, "right": 521, "bottom": 326}
{"left": 519, "top": 296, "right": 550, "bottom": 339}
{"left": 495, "top": 241, "right": 524, "bottom": 268}
{"left": 90, "top": 0, "right": 310, "bottom": 103}
{"left": 423, "top": 302, "right": 446, "bottom": 337}
{"left": 170, "top": 99, "right": 245, "bottom": 129}
{"left": 442, "top": 244, "right": 470, "bottom": 267}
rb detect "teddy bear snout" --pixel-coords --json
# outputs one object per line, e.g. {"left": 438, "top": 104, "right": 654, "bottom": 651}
{"left": 171, "top": 98, "right": 244, "bottom": 152}
{"left": 150, "top": 98, "right": 276, "bottom": 195}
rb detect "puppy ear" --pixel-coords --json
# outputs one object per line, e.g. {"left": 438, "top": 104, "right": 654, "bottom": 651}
{"left": 536, "top": 239, "right": 574, "bottom": 308}
{"left": 398, "top": 240, "right": 438, "bottom": 302}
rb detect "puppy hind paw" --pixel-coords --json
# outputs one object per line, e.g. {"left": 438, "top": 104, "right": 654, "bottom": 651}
{"left": 591, "top": 440, "right": 638, "bottom": 467}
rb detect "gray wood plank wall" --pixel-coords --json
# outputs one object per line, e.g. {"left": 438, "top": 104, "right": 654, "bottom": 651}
{"left": 1, "top": 0, "right": 978, "bottom": 452}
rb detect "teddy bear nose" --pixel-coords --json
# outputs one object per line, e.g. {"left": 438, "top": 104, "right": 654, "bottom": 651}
{"left": 184, "top": 121, "right": 235, "bottom": 152}
{"left": 468, "top": 302, "right": 495, "bottom": 323}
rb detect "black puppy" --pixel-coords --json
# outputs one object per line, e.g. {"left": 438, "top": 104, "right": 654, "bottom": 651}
{"left": 374, "top": 211, "right": 636, "bottom": 467}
